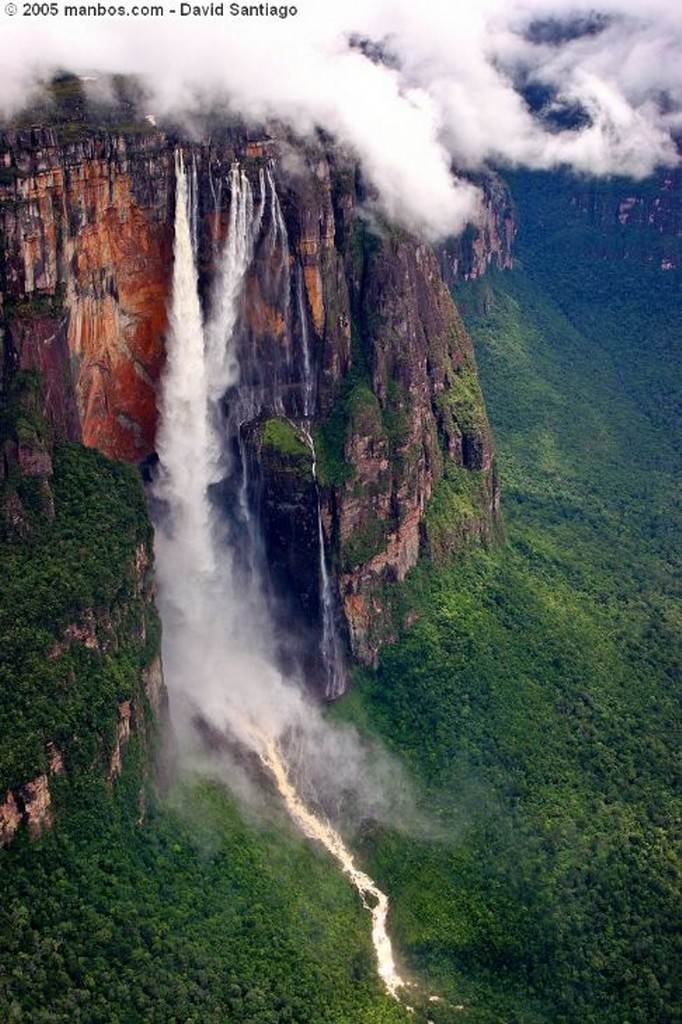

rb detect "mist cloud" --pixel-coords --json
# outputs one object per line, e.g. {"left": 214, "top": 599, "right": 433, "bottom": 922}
{"left": 2, "top": 0, "right": 680, "bottom": 235}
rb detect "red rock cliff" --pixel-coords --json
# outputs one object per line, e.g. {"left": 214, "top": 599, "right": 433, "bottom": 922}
{"left": 1, "top": 123, "right": 502, "bottom": 669}
{"left": 0, "top": 128, "right": 172, "bottom": 458}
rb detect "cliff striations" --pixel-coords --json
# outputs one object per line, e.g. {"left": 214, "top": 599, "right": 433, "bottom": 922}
{"left": 1, "top": 109, "right": 500, "bottom": 678}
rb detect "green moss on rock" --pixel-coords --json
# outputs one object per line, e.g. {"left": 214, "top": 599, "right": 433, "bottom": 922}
{"left": 341, "top": 516, "right": 388, "bottom": 570}
{"left": 261, "top": 418, "right": 309, "bottom": 458}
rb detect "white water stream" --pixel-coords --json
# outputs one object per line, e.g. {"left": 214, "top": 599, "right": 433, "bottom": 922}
{"left": 297, "top": 264, "right": 315, "bottom": 418}
{"left": 258, "top": 734, "right": 406, "bottom": 1000}
{"left": 153, "top": 151, "right": 404, "bottom": 1001}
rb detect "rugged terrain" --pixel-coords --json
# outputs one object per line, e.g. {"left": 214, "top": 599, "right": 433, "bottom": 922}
{"left": 0, "top": 80, "right": 679, "bottom": 1024}
{"left": 0, "top": 107, "right": 503, "bottom": 680}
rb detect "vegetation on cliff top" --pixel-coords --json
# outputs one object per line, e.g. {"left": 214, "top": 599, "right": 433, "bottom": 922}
{"left": 3, "top": 73, "right": 156, "bottom": 142}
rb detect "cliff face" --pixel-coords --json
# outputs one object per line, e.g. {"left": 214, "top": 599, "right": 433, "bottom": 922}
{"left": 219, "top": 139, "right": 501, "bottom": 667}
{"left": 505, "top": 165, "right": 682, "bottom": 270}
{"left": 437, "top": 172, "right": 516, "bottom": 285}
{"left": 0, "top": 127, "right": 172, "bottom": 458}
{"left": 568, "top": 168, "right": 682, "bottom": 268}
{"left": 0, "top": 122, "right": 500, "bottom": 674}
{"left": 335, "top": 228, "right": 498, "bottom": 662}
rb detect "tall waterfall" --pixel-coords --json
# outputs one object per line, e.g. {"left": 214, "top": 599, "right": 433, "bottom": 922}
{"left": 154, "top": 152, "right": 213, "bottom": 589}
{"left": 152, "top": 151, "right": 404, "bottom": 1001}
{"left": 153, "top": 152, "right": 274, "bottom": 742}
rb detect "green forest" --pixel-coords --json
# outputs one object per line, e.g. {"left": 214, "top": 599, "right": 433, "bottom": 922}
{"left": 1, "top": 170, "right": 679, "bottom": 1023}
{"left": 338, "top": 172, "right": 680, "bottom": 1022}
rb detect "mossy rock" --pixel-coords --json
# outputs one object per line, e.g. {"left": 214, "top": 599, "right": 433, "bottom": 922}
{"left": 341, "top": 515, "right": 387, "bottom": 569}
{"left": 347, "top": 383, "right": 385, "bottom": 438}
{"left": 260, "top": 418, "right": 310, "bottom": 458}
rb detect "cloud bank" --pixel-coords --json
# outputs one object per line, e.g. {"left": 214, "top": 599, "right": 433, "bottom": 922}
{"left": 2, "top": 1, "right": 680, "bottom": 235}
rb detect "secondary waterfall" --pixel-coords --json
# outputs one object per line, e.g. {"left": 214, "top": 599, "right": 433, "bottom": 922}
{"left": 301, "top": 426, "right": 347, "bottom": 700}
{"left": 296, "top": 264, "right": 316, "bottom": 420}
{"left": 152, "top": 151, "right": 402, "bottom": 1001}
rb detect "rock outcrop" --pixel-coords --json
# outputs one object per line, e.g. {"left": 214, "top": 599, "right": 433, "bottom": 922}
{"left": 0, "top": 744, "right": 65, "bottom": 846}
{"left": 437, "top": 172, "right": 516, "bottom": 284}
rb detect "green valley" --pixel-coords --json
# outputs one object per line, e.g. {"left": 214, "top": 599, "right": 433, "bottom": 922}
{"left": 1, "top": 165, "right": 679, "bottom": 1024}
{"left": 338, "top": 171, "right": 680, "bottom": 1022}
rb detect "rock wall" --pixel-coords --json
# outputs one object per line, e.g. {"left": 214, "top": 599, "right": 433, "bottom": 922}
{"left": 0, "top": 127, "right": 172, "bottom": 458}
{"left": 437, "top": 172, "right": 516, "bottom": 285}
{"left": 336, "top": 228, "right": 498, "bottom": 662}
{"left": 0, "top": 758, "right": 64, "bottom": 846}
{"left": 567, "top": 166, "right": 682, "bottom": 268}
{"left": 0, "top": 121, "right": 501, "bottom": 673}
{"left": 504, "top": 164, "right": 682, "bottom": 270}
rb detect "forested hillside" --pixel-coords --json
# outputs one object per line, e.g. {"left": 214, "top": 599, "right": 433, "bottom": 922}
{"left": 339, "top": 171, "right": 681, "bottom": 1022}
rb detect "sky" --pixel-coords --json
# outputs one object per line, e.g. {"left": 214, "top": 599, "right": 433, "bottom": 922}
{"left": 2, "top": 0, "right": 681, "bottom": 235}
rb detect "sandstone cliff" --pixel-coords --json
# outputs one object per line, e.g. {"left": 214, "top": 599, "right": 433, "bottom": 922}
{"left": 505, "top": 164, "right": 682, "bottom": 270}
{"left": 0, "top": 127, "right": 172, "bottom": 457}
{"left": 1, "top": 112, "right": 500, "bottom": 677}
{"left": 437, "top": 171, "right": 516, "bottom": 285}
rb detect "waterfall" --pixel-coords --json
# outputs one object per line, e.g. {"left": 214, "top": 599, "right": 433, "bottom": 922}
{"left": 301, "top": 427, "right": 347, "bottom": 700}
{"left": 269, "top": 166, "right": 292, "bottom": 414}
{"left": 252, "top": 167, "right": 266, "bottom": 245}
{"left": 153, "top": 150, "right": 401, "bottom": 1002}
{"left": 189, "top": 154, "right": 199, "bottom": 259}
{"left": 154, "top": 151, "right": 214, "bottom": 587}
{"left": 208, "top": 165, "right": 222, "bottom": 227}
{"left": 224, "top": 165, "right": 293, "bottom": 426}
{"left": 317, "top": 512, "right": 347, "bottom": 699}
{"left": 206, "top": 164, "right": 255, "bottom": 409}
{"left": 266, "top": 165, "right": 290, "bottom": 304}
{"left": 152, "top": 152, "right": 269, "bottom": 737}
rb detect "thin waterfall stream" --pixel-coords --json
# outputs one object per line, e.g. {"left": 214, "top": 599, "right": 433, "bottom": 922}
{"left": 300, "top": 424, "right": 347, "bottom": 700}
{"left": 152, "top": 151, "right": 406, "bottom": 1003}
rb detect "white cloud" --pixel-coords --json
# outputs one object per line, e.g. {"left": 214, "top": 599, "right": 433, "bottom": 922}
{"left": 1, "top": 0, "right": 680, "bottom": 236}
